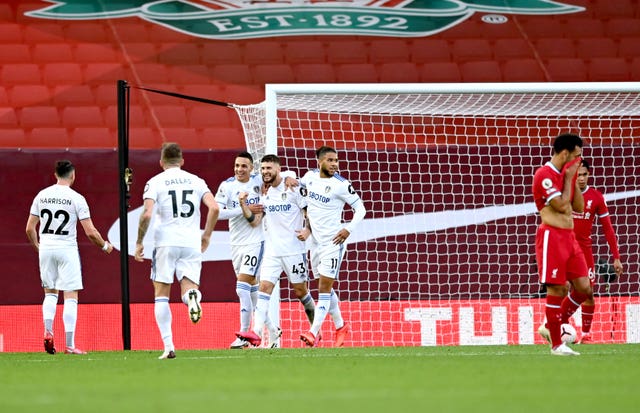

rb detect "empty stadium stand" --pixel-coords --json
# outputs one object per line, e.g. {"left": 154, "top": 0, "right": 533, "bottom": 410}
{"left": 0, "top": 0, "right": 638, "bottom": 151}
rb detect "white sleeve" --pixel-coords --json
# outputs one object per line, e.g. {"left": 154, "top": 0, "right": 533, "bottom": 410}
{"left": 218, "top": 206, "right": 243, "bottom": 220}
{"left": 344, "top": 199, "right": 366, "bottom": 234}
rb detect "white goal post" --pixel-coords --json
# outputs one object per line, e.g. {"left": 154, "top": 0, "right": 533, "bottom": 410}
{"left": 233, "top": 82, "right": 640, "bottom": 347}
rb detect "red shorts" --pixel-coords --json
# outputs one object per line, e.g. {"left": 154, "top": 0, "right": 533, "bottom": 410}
{"left": 580, "top": 245, "right": 596, "bottom": 285}
{"left": 536, "top": 224, "right": 588, "bottom": 285}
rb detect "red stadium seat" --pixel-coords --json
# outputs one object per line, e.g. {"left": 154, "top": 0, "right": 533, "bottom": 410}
{"left": 9, "top": 85, "right": 51, "bottom": 107}
{"left": 181, "top": 84, "right": 226, "bottom": 102}
{"left": 519, "top": 18, "right": 565, "bottom": 39}
{"left": 502, "top": 59, "right": 546, "bottom": 82}
{"left": 534, "top": 38, "right": 576, "bottom": 59}
{"left": 369, "top": 40, "right": 411, "bottom": 63}
{"left": 605, "top": 18, "right": 640, "bottom": 38}
{"left": 221, "top": 85, "right": 264, "bottom": 105}
{"left": 169, "top": 65, "right": 212, "bottom": 85}
{"left": 0, "top": 107, "right": 18, "bottom": 127}
{"left": 20, "top": 106, "right": 61, "bottom": 128}
{"left": 294, "top": 64, "right": 337, "bottom": 83}
{"left": 588, "top": 58, "right": 630, "bottom": 81}
{"left": 0, "top": 129, "right": 26, "bottom": 147}
{"left": 74, "top": 43, "right": 119, "bottom": 63}
{"left": 33, "top": 43, "right": 74, "bottom": 63}
{"left": 201, "top": 42, "right": 244, "bottom": 65}
{"left": 0, "top": 44, "right": 31, "bottom": 64}
{"left": 201, "top": 127, "right": 245, "bottom": 149}
{"left": 28, "top": 127, "right": 70, "bottom": 147}
{"left": 134, "top": 63, "right": 171, "bottom": 84}
{"left": 410, "top": 39, "right": 451, "bottom": 63}
{"left": 152, "top": 105, "right": 189, "bottom": 127}
{"left": 335, "top": 63, "right": 379, "bottom": 83}
{"left": 104, "top": 105, "right": 147, "bottom": 129}
{"left": 61, "top": 106, "right": 104, "bottom": 128}
{"left": 84, "top": 63, "right": 127, "bottom": 85}
{"left": 379, "top": 63, "right": 420, "bottom": 83}
{"left": 158, "top": 43, "right": 201, "bottom": 65}
{"left": 545, "top": 58, "right": 588, "bottom": 82}
{"left": 451, "top": 39, "right": 492, "bottom": 63}
{"left": 563, "top": 17, "right": 605, "bottom": 39}
{"left": 211, "top": 64, "right": 253, "bottom": 85}
{"left": 1, "top": 64, "right": 42, "bottom": 85}
{"left": 163, "top": 127, "right": 201, "bottom": 149}
{"left": 114, "top": 23, "right": 150, "bottom": 43}
{"left": 42, "top": 63, "right": 83, "bottom": 85}
{"left": 460, "top": 61, "right": 502, "bottom": 82}
{"left": 129, "top": 127, "right": 156, "bottom": 149}
{"left": 244, "top": 41, "right": 285, "bottom": 65}
{"left": 0, "top": 87, "right": 7, "bottom": 105}
{"left": 0, "top": 23, "right": 23, "bottom": 43}
{"left": 493, "top": 38, "right": 535, "bottom": 61}
{"left": 53, "top": 85, "right": 96, "bottom": 106}
{"left": 71, "top": 127, "right": 115, "bottom": 147}
{"left": 189, "top": 106, "right": 232, "bottom": 129}
{"left": 286, "top": 41, "right": 327, "bottom": 64}
{"left": 65, "top": 23, "right": 109, "bottom": 42}
{"left": 327, "top": 40, "right": 369, "bottom": 64}
{"left": 619, "top": 38, "right": 640, "bottom": 59}
{"left": 23, "top": 23, "right": 65, "bottom": 43}
{"left": 121, "top": 43, "right": 159, "bottom": 61}
{"left": 591, "top": 0, "right": 636, "bottom": 19}
{"left": 576, "top": 38, "right": 618, "bottom": 59}
{"left": 252, "top": 64, "right": 295, "bottom": 85}
{"left": 94, "top": 84, "right": 117, "bottom": 106}
{"left": 630, "top": 57, "right": 640, "bottom": 80}
{"left": 419, "top": 62, "right": 462, "bottom": 82}
{"left": 438, "top": 19, "right": 483, "bottom": 39}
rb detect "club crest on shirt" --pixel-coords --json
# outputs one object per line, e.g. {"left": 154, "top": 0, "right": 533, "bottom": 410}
{"left": 253, "top": 186, "right": 261, "bottom": 194}
{"left": 25, "top": 1, "right": 585, "bottom": 40}
{"left": 281, "top": 192, "right": 288, "bottom": 201}
{"left": 325, "top": 186, "right": 332, "bottom": 194}
{"left": 542, "top": 178, "right": 553, "bottom": 189}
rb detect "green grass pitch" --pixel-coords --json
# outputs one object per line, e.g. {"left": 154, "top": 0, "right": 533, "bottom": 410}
{"left": 2, "top": 345, "right": 639, "bottom": 413}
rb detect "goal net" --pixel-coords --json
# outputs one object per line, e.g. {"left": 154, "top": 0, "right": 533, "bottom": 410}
{"left": 233, "top": 82, "right": 640, "bottom": 347}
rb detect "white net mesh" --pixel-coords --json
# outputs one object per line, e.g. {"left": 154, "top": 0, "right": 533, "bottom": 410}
{"left": 234, "top": 84, "right": 640, "bottom": 347}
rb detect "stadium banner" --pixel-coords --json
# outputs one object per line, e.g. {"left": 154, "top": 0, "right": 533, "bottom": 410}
{"left": 1, "top": 297, "right": 638, "bottom": 352}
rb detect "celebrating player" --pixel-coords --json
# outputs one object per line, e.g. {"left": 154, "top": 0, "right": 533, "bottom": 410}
{"left": 235, "top": 154, "right": 316, "bottom": 348}
{"left": 135, "top": 143, "right": 219, "bottom": 359}
{"left": 532, "top": 133, "right": 592, "bottom": 356}
{"left": 299, "top": 146, "right": 367, "bottom": 347}
{"left": 572, "top": 159, "right": 624, "bottom": 343}
{"left": 215, "top": 151, "right": 298, "bottom": 349}
{"left": 26, "top": 160, "right": 114, "bottom": 355}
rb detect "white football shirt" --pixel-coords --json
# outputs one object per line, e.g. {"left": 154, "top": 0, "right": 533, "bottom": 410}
{"left": 143, "top": 167, "right": 211, "bottom": 249}
{"left": 29, "top": 184, "right": 90, "bottom": 249}
{"left": 215, "top": 173, "right": 264, "bottom": 246}
{"left": 300, "top": 169, "right": 363, "bottom": 246}
{"left": 261, "top": 180, "right": 307, "bottom": 257}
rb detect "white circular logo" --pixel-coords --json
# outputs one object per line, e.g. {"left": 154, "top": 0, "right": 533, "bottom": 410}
{"left": 542, "top": 178, "right": 553, "bottom": 189}
{"left": 481, "top": 14, "right": 508, "bottom": 24}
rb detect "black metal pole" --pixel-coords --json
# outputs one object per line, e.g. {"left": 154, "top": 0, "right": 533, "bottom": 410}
{"left": 117, "top": 79, "right": 131, "bottom": 350}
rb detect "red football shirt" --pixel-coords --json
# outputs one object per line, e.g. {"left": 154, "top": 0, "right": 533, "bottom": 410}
{"left": 532, "top": 161, "right": 563, "bottom": 212}
{"left": 572, "top": 186, "right": 620, "bottom": 259}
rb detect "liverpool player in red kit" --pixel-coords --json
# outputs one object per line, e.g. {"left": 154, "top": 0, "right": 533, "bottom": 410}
{"left": 532, "top": 133, "right": 592, "bottom": 356}
{"left": 572, "top": 159, "right": 624, "bottom": 343}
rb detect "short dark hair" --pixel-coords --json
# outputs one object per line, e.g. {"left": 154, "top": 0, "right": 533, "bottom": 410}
{"left": 161, "top": 142, "right": 182, "bottom": 164}
{"left": 580, "top": 159, "right": 591, "bottom": 170}
{"left": 55, "top": 160, "right": 74, "bottom": 179}
{"left": 553, "top": 133, "right": 583, "bottom": 155}
{"left": 261, "top": 154, "right": 281, "bottom": 165}
{"left": 237, "top": 151, "right": 253, "bottom": 164}
{"left": 316, "top": 146, "right": 336, "bottom": 159}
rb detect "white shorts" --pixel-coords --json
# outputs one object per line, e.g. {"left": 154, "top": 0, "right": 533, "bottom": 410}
{"left": 39, "top": 248, "right": 83, "bottom": 291}
{"left": 260, "top": 253, "right": 309, "bottom": 285}
{"left": 231, "top": 241, "right": 264, "bottom": 278}
{"left": 151, "top": 246, "right": 202, "bottom": 285}
{"left": 310, "top": 242, "right": 346, "bottom": 280}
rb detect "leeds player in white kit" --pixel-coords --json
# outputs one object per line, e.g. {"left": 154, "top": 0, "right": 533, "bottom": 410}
{"left": 235, "top": 154, "right": 316, "bottom": 348}
{"left": 135, "top": 143, "right": 219, "bottom": 359}
{"left": 215, "top": 151, "right": 298, "bottom": 349}
{"left": 26, "top": 160, "right": 113, "bottom": 355}
{"left": 299, "top": 146, "right": 367, "bottom": 347}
